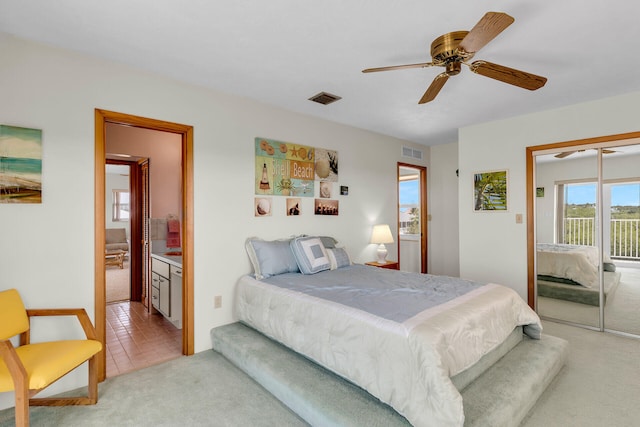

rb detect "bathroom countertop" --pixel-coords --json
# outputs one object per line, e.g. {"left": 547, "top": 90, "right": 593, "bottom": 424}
{"left": 151, "top": 251, "right": 182, "bottom": 268}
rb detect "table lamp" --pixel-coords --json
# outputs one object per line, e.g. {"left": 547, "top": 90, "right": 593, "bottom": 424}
{"left": 370, "top": 224, "right": 394, "bottom": 264}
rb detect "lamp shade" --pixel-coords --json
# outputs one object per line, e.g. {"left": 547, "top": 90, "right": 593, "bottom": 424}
{"left": 370, "top": 224, "right": 394, "bottom": 244}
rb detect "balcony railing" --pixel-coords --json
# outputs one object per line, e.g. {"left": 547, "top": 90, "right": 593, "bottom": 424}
{"left": 564, "top": 217, "right": 640, "bottom": 260}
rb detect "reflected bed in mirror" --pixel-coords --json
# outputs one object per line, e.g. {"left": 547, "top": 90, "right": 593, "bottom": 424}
{"left": 536, "top": 243, "right": 621, "bottom": 306}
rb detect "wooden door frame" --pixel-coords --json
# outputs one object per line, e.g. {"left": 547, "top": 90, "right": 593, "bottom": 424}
{"left": 95, "top": 109, "right": 194, "bottom": 382}
{"left": 397, "top": 163, "right": 428, "bottom": 273}
{"left": 526, "top": 130, "right": 640, "bottom": 310}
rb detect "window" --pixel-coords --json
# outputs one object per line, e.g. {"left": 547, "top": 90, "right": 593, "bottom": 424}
{"left": 112, "top": 189, "right": 130, "bottom": 222}
{"left": 399, "top": 175, "right": 420, "bottom": 235}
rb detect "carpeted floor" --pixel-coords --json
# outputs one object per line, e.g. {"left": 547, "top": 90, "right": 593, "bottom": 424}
{"left": 0, "top": 351, "right": 307, "bottom": 427}
{"left": 521, "top": 321, "right": 640, "bottom": 427}
{"left": 1, "top": 320, "right": 639, "bottom": 427}
{"left": 106, "top": 261, "right": 130, "bottom": 303}
{"left": 538, "top": 267, "right": 640, "bottom": 335}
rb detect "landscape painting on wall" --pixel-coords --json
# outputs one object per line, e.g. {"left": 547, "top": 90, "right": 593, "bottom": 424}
{"left": 473, "top": 170, "right": 508, "bottom": 211}
{"left": 0, "top": 125, "right": 42, "bottom": 204}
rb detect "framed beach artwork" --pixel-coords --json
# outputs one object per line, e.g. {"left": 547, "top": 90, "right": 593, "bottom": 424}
{"left": 473, "top": 170, "right": 508, "bottom": 211}
{"left": 314, "top": 199, "right": 339, "bottom": 215}
{"left": 286, "top": 198, "right": 301, "bottom": 216}
{"left": 319, "top": 181, "right": 332, "bottom": 198}
{"left": 0, "top": 125, "right": 42, "bottom": 204}
{"left": 255, "top": 197, "right": 272, "bottom": 217}
{"left": 254, "top": 137, "right": 315, "bottom": 197}
{"left": 314, "top": 148, "right": 338, "bottom": 182}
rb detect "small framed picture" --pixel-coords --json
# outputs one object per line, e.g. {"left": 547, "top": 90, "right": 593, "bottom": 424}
{"left": 340, "top": 185, "right": 349, "bottom": 196}
{"left": 255, "top": 197, "right": 272, "bottom": 216}
{"left": 314, "top": 199, "right": 338, "bottom": 215}
{"left": 319, "top": 182, "right": 332, "bottom": 198}
{"left": 536, "top": 187, "right": 545, "bottom": 198}
{"left": 286, "top": 198, "right": 301, "bottom": 216}
{"left": 473, "top": 170, "right": 508, "bottom": 211}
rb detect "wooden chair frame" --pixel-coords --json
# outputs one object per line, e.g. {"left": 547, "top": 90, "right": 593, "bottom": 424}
{"left": 0, "top": 307, "right": 100, "bottom": 427}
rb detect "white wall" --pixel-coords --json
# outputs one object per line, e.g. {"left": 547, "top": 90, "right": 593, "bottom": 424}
{"left": 459, "top": 91, "right": 640, "bottom": 300}
{"left": 429, "top": 142, "right": 460, "bottom": 276}
{"left": 0, "top": 33, "right": 428, "bottom": 406}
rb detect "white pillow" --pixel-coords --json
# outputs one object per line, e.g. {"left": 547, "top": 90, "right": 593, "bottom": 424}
{"left": 290, "top": 236, "right": 330, "bottom": 274}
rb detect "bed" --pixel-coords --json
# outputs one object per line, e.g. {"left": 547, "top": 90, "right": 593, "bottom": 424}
{"left": 536, "top": 243, "right": 620, "bottom": 305}
{"left": 235, "top": 236, "right": 543, "bottom": 427}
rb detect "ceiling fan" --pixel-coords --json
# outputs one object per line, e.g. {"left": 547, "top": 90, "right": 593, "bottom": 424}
{"left": 362, "top": 12, "right": 547, "bottom": 104}
{"left": 554, "top": 149, "right": 617, "bottom": 159}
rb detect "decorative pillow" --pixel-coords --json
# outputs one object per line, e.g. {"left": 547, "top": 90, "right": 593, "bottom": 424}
{"left": 298, "top": 235, "right": 338, "bottom": 249}
{"left": 327, "top": 247, "right": 352, "bottom": 270}
{"left": 318, "top": 236, "right": 338, "bottom": 249}
{"left": 245, "top": 238, "right": 299, "bottom": 279}
{"left": 290, "top": 236, "right": 331, "bottom": 274}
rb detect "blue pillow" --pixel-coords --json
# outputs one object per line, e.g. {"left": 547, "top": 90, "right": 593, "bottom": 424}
{"left": 245, "top": 238, "right": 299, "bottom": 279}
{"left": 318, "top": 236, "right": 338, "bottom": 249}
{"left": 327, "top": 247, "right": 351, "bottom": 270}
{"left": 290, "top": 236, "right": 330, "bottom": 274}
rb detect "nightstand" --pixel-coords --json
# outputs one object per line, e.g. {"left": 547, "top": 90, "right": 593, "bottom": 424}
{"left": 365, "top": 261, "right": 399, "bottom": 270}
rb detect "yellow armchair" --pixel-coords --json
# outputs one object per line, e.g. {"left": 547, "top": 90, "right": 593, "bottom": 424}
{"left": 0, "top": 289, "right": 102, "bottom": 427}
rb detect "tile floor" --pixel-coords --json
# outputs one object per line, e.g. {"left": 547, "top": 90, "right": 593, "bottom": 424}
{"left": 106, "top": 300, "right": 183, "bottom": 377}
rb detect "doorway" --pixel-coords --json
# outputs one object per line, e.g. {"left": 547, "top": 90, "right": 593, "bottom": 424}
{"left": 95, "top": 109, "right": 194, "bottom": 382}
{"left": 527, "top": 131, "right": 640, "bottom": 337}
{"left": 398, "top": 163, "right": 428, "bottom": 273}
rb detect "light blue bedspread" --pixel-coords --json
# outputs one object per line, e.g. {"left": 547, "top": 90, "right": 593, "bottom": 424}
{"left": 262, "top": 264, "right": 485, "bottom": 323}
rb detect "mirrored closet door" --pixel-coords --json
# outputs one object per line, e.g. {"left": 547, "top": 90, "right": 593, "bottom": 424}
{"left": 535, "top": 149, "right": 600, "bottom": 328}
{"left": 532, "top": 138, "right": 640, "bottom": 336}
{"left": 601, "top": 143, "right": 640, "bottom": 336}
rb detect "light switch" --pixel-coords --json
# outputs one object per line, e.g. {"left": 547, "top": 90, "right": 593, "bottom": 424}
{"left": 515, "top": 213, "right": 523, "bottom": 224}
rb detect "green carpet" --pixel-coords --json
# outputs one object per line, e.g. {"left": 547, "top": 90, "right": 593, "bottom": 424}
{"left": 0, "top": 351, "right": 307, "bottom": 427}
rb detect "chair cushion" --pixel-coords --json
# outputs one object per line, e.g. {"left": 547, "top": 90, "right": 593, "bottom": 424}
{"left": 0, "top": 340, "right": 102, "bottom": 392}
{"left": 106, "top": 242, "right": 129, "bottom": 252}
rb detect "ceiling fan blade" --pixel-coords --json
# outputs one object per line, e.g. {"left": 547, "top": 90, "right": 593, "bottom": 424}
{"left": 362, "top": 62, "right": 434, "bottom": 73}
{"left": 554, "top": 151, "right": 575, "bottom": 159}
{"left": 458, "top": 12, "right": 514, "bottom": 54}
{"left": 419, "top": 73, "right": 449, "bottom": 104}
{"left": 469, "top": 60, "right": 547, "bottom": 90}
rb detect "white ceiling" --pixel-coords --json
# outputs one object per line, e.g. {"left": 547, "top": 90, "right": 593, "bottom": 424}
{"left": 2, "top": 1, "right": 640, "bottom": 146}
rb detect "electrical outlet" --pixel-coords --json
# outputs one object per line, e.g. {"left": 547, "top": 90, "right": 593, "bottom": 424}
{"left": 214, "top": 295, "right": 222, "bottom": 309}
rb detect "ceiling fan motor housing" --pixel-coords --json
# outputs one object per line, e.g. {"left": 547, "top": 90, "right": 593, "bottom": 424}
{"left": 430, "top": 31, "right": 475, "bottom": 70}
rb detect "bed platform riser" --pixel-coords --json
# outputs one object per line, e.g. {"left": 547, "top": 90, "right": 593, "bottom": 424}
{"left": 211, "top": 322, "right": 568, "bottom": 427}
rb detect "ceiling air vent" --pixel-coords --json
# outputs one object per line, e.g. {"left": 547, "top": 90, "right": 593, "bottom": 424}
{"left": 309, "top": 92, "right": 342, "bottom": 105}
{"left": 402, "top": 146, "right": 423, "bottom": 160}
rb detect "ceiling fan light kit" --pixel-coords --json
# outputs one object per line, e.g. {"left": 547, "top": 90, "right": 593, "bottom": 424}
{"left": 363, "top": 12, "right": 547, "bottom": 104}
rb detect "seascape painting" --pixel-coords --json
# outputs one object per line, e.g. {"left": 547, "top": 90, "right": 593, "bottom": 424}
{"left": 0, "top": 125, "right": 42, "bottom": 203}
